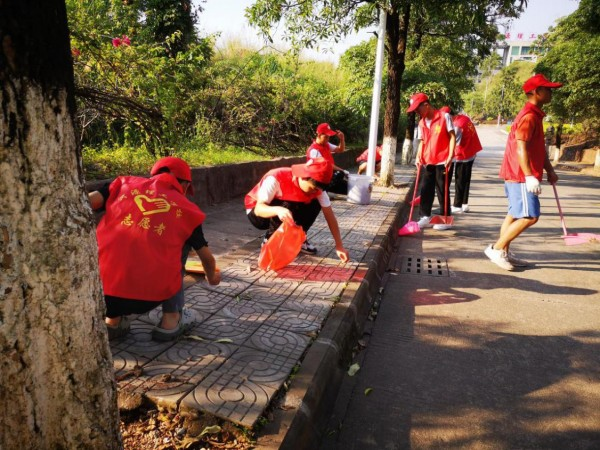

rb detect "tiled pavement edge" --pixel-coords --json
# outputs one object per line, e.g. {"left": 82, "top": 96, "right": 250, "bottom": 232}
{"left": 110, "top": 165, "right": 414, "bottom": 446}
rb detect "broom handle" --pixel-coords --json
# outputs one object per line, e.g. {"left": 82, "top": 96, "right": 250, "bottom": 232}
{"left": 444, "top": 166, "right": 449, "bottom": 217}
{"left": 552, "top": 183, "right": 569, "bottom": 236}
{"left": 409, "top": 164, "right": 421, "bottom": 220}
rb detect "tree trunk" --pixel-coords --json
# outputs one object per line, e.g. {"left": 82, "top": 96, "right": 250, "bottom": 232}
{"left": 401, "top": 112, "right": 417, "bottom": 164}
{"left": 380, "top": 3, "right": 410, "bottom": 187}
{"left": 0, "top": 2, "right": 121, "bottom": 449}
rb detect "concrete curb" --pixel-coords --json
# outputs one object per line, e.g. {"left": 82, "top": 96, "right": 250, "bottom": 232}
{"left": 256, "top": 183, "right": 413, "bottom": 449}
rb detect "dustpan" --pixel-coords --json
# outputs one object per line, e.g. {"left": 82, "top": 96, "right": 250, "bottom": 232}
{"left": 429, "top": 167, "right": 454, "bottom": 226}
{"left": 409, "top": 195, "right": 421, "bottom": 206}
{"left": 398, "top": 164, "right": 422, "bottom": 236}
{"left": 552, "top": 184, "right": 600, "bottom": 245}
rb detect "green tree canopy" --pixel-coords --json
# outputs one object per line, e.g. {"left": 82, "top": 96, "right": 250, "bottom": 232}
{"left": 534, "top": 0, "right": 600, "bottom": 132}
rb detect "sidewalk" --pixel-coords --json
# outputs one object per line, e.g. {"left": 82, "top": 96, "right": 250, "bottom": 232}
{"left": 110, "top": 164, "right": 414, "bottom": 436}
{"left": 320, "top": 125, "right": 600, "bottom": 449}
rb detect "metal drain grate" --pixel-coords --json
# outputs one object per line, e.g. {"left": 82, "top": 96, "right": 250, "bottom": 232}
{"left": 394, "top": 256, "right": 448, "bottom": 277}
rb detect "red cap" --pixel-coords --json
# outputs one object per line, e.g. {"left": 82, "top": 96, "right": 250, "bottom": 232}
{"left": 406, "top": 93, "right": 429, "bottom": 112}
{"left": 522, "top": 73, "right": 563, "bottom": 93}
{"left": 439, "top": 106, "right": 451, "bottom": 114}
{"left": 316, "top": 123, "right": 337, "bottom": 137}
{"left": 150, "top": 156, "right": 194, "bottom": 194}
{"left": 291, "top": 157, "right": 333, "bottom": 185}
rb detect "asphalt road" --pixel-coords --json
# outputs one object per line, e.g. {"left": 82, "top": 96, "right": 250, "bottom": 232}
{"left": 320, "top": 124, "right": 600, "bottom": 450}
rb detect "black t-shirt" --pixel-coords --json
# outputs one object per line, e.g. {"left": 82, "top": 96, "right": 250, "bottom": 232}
{"left": 97, "top": 183, "right": 208, "bottom": 250}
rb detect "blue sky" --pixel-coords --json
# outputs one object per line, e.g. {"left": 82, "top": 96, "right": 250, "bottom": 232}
{"left": 194, "top": 0, "right": 580, "bottom": 62}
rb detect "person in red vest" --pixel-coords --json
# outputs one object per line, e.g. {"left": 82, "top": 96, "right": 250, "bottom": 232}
{"left": 307, "top": 123, "right": 348, "bottom": 195}
{"left": 356, "top": 145, "right": 383, "bottom": 175}
{"left": 485, "top": 74, "right": 561, "bottom": 271}
{"left": 88, "top": 157, "right": 221, "bottom": 341}
{"left": 407, "top": 93, "right": 456, "bottom": 230}
{"left": 439, "top": 106, "right": 483, "bottom": 214}
{"left": 245, "top": 157, "right": 349, "bottom": 262}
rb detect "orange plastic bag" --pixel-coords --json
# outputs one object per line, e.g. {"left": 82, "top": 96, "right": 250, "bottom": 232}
{"left": 258, "top": 221, "right": 306, "bottom": 271}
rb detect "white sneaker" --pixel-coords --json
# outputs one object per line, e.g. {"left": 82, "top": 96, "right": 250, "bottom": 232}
{"left": 152, "top": 308, "right": 196, "bottom": 341}
{"left": 300, "top": 241, "right": 318, "bottom": 254}
{"left": 433, "top": 223, "right": 453, "bottom": 230}
{"left": 462, "top": 204, "right": 470, "bottom": 213}
{"left": 484, "top": 244, "right": 514, "bottom": 271}
{"left": 417, "top": 216, "right": 431, "bottom": 228}
{"left": 451, "top": 206, "right": 463, "bottom": 214}
{"left": 507, "top": 252, "right": 529, "bottom": 267}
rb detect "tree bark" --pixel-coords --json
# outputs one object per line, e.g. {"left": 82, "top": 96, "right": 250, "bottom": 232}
{"left": 380, "top": 3, "right": 410, "bottom": 187}
{"left": 0, "top": 2, "right": 121, "bottom": 448}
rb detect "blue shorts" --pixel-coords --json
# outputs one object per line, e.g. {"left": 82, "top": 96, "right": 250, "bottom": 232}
{"left": 504, "top": 182, "right": 541, "bottom": 218}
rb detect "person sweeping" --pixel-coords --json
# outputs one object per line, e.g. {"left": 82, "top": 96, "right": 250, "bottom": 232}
{"left": 485, "top": 73, "right": 562, "bottom": 271}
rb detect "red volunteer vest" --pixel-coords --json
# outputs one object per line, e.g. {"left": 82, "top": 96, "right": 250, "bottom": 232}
{"left": 356, "top": 146, "right": 382, "bottom": 163}
{"left": 453, "top": 115, "right": 482, "bottom": 161}
{"left": 419, "top": 110, "right": 451, "bottom": 165}
{"left": 499, "top": 103, "right": 546, "bottom": 182}
{"left": 245, "top": 167, "right": 321, "bottom": 210}
{"left": 97, "top": 174, "right": 205, "bottom": 301}
{"left": 306, "top": 142, "right": 334, "bottom": 166}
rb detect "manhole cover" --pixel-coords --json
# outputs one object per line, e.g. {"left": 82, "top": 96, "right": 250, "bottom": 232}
{"left": 391, "top": 256, "right": 448, "bottom": 277}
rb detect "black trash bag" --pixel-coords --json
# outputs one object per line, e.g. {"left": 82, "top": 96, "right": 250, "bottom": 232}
{"left": 326, "top": 169, "right": 348, "bottom": 195}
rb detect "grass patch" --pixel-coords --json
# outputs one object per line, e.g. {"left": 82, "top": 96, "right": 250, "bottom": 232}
{"left": 83, "top": 143, "right": 273, "bottom": 180}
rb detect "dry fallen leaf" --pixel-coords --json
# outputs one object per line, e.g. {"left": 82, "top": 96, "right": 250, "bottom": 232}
{"left": 347, "top": 363, "right": 360, "bottom": 376}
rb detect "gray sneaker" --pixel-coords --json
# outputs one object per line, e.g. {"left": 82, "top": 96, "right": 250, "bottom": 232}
{"left": 484, "top": 244, "right": 514, "bottom": 271}
{"left": 433, "top": 223, "right": 453, "bottom": 230}
{"left": 106, "top": 316, "right": 131, "bottom": 340}
{"left": 507, "top": 252, "right": 530, "bottom": 267}
{"left": 152, "top": 309, "right": 196, "bottom": 342}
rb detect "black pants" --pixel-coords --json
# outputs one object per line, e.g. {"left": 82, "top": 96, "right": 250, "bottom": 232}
{"left": 453, "top": 159, "right": 474, "bottom": 207}
{"left": 419, "top": 163, "right": 454, "bottom": 217}
{"left": 247, "top": 199, "right": 321, "bottom": 239}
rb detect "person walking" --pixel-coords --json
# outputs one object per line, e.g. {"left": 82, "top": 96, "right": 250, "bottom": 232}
{"left": 407, "top": 93, "right": 456, "bottom": 231}
{"left": 89, "top": 156, "right": 221, "bottom": 340}
{"left": 485, "top": 73, "right": 562, "bottom": 270}
{"left": 245, "top": 157, "right": 349, "bottom": 262}
{"left": 440, "top": 106, "right": 483, "bottom": 213}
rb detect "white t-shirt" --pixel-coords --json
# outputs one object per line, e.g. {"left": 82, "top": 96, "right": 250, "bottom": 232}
{"left": 308, "top": 142, "right": 338, "bottom": 159}
{"left": 245, "top": 175, "right": 331, "bottom": 213}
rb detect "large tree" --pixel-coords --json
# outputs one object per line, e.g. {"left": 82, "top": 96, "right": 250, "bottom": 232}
{"left": 247, "top": 0, "right": 526, "bottom": 185}
{"left": 0, "top": 1, "right": 120, "bottom": 448}
{"left": 534, "top": 0, "right": 600, "bottom": 134}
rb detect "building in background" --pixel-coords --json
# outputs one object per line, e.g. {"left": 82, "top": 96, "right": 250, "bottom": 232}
{"left": 498, "top": 32, "right": 546, "bottom": 66}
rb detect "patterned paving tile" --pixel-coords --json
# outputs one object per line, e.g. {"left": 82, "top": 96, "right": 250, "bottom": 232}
{"left": 184, "top": 286, "right": 235, "bottom": 313}
{"left": 263, "top": 308, "right": 325, "bottom": 335}
{"left": 245, "top": 324, "right": 311, "bottom": 360}
{"left": 220, "top": 346, "right": 300, "bottom": 389}
{"left": 153, "top": 339, "right": 234, "bottom": 383}
{"left": 270, "top": 262, "right": 319, "bottom": 281}
{"left": 279, "top": 295, "right": 333, "bottom": 322}
{"left": 111, "top": 321, "right": 176, "bottom": 360}
{"left": 119, "top": 360, "right": 197, "bottom": 405}
{"left": 194, "top": 271, "right": 252, "bottom": 297}
{"left": 219, "top": 262, "right": 264, "bottom": 284}
{"left": 290, "top": 278, "right": 346, "bottom": 299}
{"left": 239, "top": 281, "right": 298, "bottom": 307}
{"left": 217, "top": 299, "right": 275, "bottom": 322}
{"left": 180, "top": 369, "right": 276, "bottom": 427}
{"left": 112, "top": 349, "right": 150, "bottom": 379}
{"left": 192, "top": 315, "right": 262, "bottom": 346}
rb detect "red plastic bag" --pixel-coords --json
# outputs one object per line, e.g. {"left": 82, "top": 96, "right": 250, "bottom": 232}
{"left": 258, "top": 221, "right": 306, "bottom": 271}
